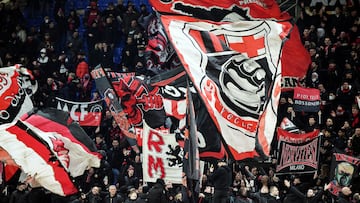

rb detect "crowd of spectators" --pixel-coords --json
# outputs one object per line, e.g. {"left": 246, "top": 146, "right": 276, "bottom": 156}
{"left": 0, "top": 0, "right": 359, "bottom": 202}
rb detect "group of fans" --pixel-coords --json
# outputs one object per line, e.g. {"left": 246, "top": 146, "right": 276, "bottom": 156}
{"left": 0, "top": 0, "right": 360, "bottom": 202}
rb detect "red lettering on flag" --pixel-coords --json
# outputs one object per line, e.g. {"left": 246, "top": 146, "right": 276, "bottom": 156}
{"left": 148, "top": 155, "right": 165, "bottom": 178}
{"left": 147, "top": 130, "right": 165, "bottom": 153}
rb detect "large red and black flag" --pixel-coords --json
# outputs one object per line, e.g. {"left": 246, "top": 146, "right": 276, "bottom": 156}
{"left": 0, "top": 65, "right": 37, "bottom": 125}
{"left": 0, "top": 121, "right": 78, "bottom": 196}
{"left": 150, "top": 67, "right": 226, "bottom": 160}
{"left": 149, "top": 0, "right": 299, "bottom": 160}
{"left": 91, "top": 66, "right": 139, "bottom": 151}
{"left": 0, "top": 108, "right": 102, "bottom": 196}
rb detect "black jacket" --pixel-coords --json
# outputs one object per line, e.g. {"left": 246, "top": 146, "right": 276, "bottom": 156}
{"left": 103, "top": 194, "right": 124, "bottom": 203}
{"left": 209, "top": 165, "right": 232, "bottom": 191}
{"left": 147, "top": 183, "right": 167, "bottom": 203}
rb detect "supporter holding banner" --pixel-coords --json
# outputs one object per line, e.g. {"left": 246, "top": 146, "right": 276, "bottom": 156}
{"left": 293, "top": 87, "right": 321, "bottom": 112}
{"left": 55, "top": 97, "right": 103, "bottom": 126}
{"left": 276, "top": 128, "right": 321, "bottom": 175}
{"left": 142, "top": 121, "right": 183, "bottom": 184}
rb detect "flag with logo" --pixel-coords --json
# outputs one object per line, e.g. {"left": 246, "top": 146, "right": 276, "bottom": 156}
{"left": 149, "top": 0, "right": 294, "bottom": 160}
{"left": 0, "top": 65, "right": 37, "bottom": 125}
{"left": 55, "top": 97, "right": 103, "bottom": 126}
{"left": 91, "top": 66, "right": 138, "bottom": 151}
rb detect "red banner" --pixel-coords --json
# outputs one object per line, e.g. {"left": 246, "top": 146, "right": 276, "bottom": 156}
{"left": 293, "top": 87, "right": 321, "bottom": 112}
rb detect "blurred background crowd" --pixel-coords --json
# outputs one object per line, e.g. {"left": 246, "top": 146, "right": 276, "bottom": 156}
{"left": 0, "top": 0, "right": 359, "bottom": 202}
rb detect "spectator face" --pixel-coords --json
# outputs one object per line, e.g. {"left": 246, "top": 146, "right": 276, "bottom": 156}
{"left": 95, "top": 136, "right": 103, "bottom": 144}
{"left": 342, "top": 82, "right": 349, "bottom": 90}
{"left": 307, "top": 189, "right": 315, "bottom": 197}
{"left": 324, "top": 38, "right": 331, "bottom": 45}
{"left": 309, "top": 117, "right": 316, "bottom": 125}
{"left": 112, "top": 139, "right": 119, "bottom": 148}
{"left": 270, "top": 186, "right": 279, "bottom": 197}
{"left": 352, "top": 107, "right": 359, "bottom": 115}
{"left": 109, "top": 185, "right": 117, "bottom": 196}
{"left": 326, "top": 118, "right": 333, "bottom": 126}
{"left": 251, "top": 167, "right": 258, "bottom": 175}
{"left": 91, "top": 186, "right": 100, "bottom": 195}
{"left": 355, "top": 128, "right": 360, "bottom": 136}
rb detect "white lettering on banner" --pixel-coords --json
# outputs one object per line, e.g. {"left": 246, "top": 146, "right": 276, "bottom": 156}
{"left": 57, "top": 103, "right": 89, "bottom": 121}
{"left": 294, "top": 100, "right": 320, "bottom": 106}
{"left": 295, "top": 93, "right": 319, "bottom": 100}
{"left": 197, "top": 132, "right": 206, "bottom": 148}
{"left": 290, "top": 165, "right": 305, "bottom": 170}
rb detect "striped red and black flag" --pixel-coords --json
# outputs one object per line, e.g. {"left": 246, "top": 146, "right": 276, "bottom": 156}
{"left": 0, "top": 108, "right": 102, "bottom": 196}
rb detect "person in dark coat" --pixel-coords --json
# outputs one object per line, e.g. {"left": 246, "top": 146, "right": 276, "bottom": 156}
{"left": 9, "top": 182, "right": 28, "bottom": 203}
{"left": 147, "top": 178, "right": 167, "bottom": 203}
{"left": 208, "top": 159, "right": 232, "bottom": 203}
{"left": 267, "top": 186, "right": 281, "bottom": 203}
{"left": 103, "top": 185, "right": 124, "bottom": 203}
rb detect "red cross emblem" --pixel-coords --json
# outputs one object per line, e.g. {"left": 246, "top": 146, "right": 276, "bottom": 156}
{"left": 219, "top": 34, "right": 265, "bottom": 58}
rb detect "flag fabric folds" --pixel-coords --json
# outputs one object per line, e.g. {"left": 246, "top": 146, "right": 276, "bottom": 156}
{"left": 150, "top": 68, "right": 226, "bottom": 160}
{"left": 0, "top": 108, "right": 102, "bottom": 196}
{"left": 147, "top": 0, "right": 309, "bottom": 160}
{"left": 281, "top": 25, "right": 311, "bottom": 91}
{"left": 0, "top": 121, "right": 78, "bottom": 196}
{"left": 183, "top": 81, "right": 200, "bottom": 181}
{"left": 0, "top": 65, "right": 37, "bottom": 125}
{"left": 154, "top": 14, "right": 286, "bottom": 160}
{"left": 19, "top": 108, "right": 102, "bottom": 177}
